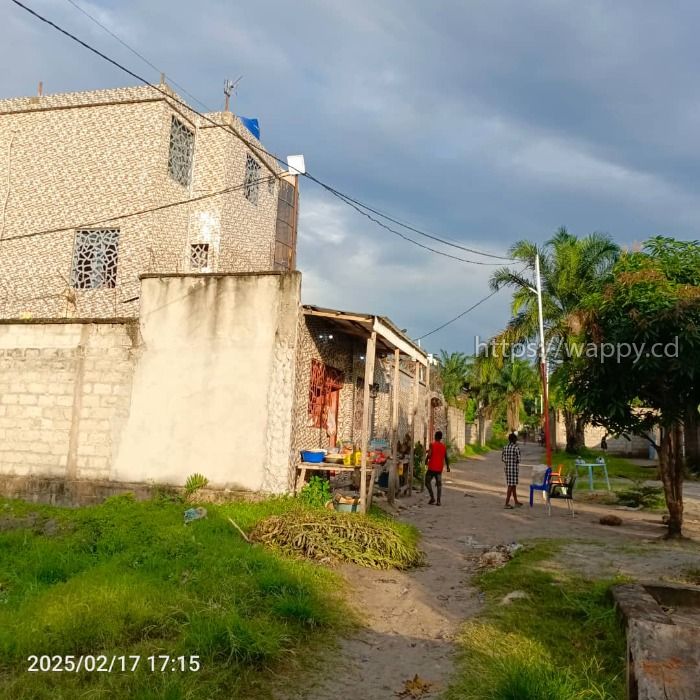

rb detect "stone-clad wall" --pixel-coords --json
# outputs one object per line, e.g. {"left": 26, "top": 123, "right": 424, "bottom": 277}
{"left": 290, "top": 316, "right": 358, "bottom": 457}
{"left": 0, "top": 85, "right": 287, "bottom": 319}
{"left": 291, "top": 316, "right": 435, "bottom": 463}
{"left": 0, "top": 321, "right": 136, "bottom": 482}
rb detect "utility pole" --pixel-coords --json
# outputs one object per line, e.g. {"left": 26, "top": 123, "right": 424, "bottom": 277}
{"left": 534, "top": 254, "right": 552, "bottom": 466}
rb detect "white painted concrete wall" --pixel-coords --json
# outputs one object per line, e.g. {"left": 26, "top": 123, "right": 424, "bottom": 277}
{"left": 113, "top": 272, "right": 301, "bottom": 492}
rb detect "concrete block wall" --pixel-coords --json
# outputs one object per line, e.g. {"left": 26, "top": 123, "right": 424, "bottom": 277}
{"left": 446, "top": 405, "right": 466, "bottom": 453}
{"left": 0, "top": 272, "right": 302, "bottom": 502}
{"left": 552, "top": 410, "right": 652, "bottom": 456}
{"left": 0, "top": 321, "right": 136, "bottom": 482}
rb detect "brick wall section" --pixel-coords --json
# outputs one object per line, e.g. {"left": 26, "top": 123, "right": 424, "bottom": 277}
{"left": 0, "top": 85, "right": 290, "bottom": 319}
{"left": 0, "top": 321, "right": 136, "bottom": 480}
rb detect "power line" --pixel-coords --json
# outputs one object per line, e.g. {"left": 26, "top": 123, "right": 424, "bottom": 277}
{"left": 63, "top": 0, "right": 212, "bottom": 113}
{"left": 2, "top": 175, "right": 275, "bottom": 243}
{"left": 327, "top": 188, "right": 504, "bottom": 266}
{"left": 414, "top": 289, "right": 503, "bottom": 341}
{"left": 11, "top": 0, "right": 515, "bottom": 266}
{"left": 305, "top": 174, "right": 513, "bottom": 261}
{"left": 415, "top": 264, "right": 530, "bottom": 340}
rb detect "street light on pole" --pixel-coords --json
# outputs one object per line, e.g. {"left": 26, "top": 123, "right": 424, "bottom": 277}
{"left": 529, "top": 254, "right": 552, "bottom": 466}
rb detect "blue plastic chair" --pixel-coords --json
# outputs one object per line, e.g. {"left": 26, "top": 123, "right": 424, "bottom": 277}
{"left": 530, "top": 467, "right": 552, "bottom": 507}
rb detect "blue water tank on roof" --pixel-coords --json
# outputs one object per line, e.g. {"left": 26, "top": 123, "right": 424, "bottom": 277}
{"left": 238, "top": 116, "right": 260, "bottom": 140}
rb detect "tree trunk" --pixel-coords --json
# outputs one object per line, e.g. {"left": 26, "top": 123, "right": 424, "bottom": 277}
{"left": 684, "top": 401, "right": 700, "bottom": 475}
{"left": 658, "top": 421, "right": 684, "bottom": 538}
{"left": 507, "top": 398, "right": 519, "bottom": 433}
{"left": 575, "top": 416, "right": 586, "bottom": 451}
{"left": 563, "top": 409, "right": 582, "bottom": 453}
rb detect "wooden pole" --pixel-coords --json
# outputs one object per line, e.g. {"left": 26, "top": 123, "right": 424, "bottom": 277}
{"left": 388, "top": 348, "right": 400, "bottom": 505}
{"left": 409, "top": 359, "right": 419, "bottom": 496}
{"left": 424, "top": 361, "right": 431, "bottom": 447}
{"left": 359, "top": 332, "right": 377, "bottom": 514}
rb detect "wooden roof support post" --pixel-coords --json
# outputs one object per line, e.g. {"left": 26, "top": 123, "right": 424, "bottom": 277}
{"left": 409, "top": 359, "right": 419, "bottom": 496}
{"left": 424, "top": 361, "right": 431, "bottom": 447}
{"left": 359, "top": 331, "right": 377, "bottom": 514}
{"left": 388, "top": 348, "right": 400, "bottom": 505}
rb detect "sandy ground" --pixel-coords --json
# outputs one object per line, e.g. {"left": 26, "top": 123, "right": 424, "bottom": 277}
{"left": 277, "top": 444, "right": 700, "bottom": 700}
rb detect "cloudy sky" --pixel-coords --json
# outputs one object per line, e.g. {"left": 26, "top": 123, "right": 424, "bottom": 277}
{"left": 4, "top": 1, "right": 700, "bottom": 354}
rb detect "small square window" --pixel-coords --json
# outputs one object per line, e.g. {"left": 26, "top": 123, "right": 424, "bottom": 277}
{"left": 168, "top": 116, "right": 195, "bottom": 186}
{"left": 244, "top": 154, "right": 261, "bottom": 204}
{"left": 71, "top": 229, "right": 119, "bottom": 289}
{"left": 190, "top": 243, "right": 210, "bottom": 271}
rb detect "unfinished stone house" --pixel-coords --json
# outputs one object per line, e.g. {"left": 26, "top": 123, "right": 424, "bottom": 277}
{"left": 0, "top": 83, "right": 299, "bottom": 318}
{"left": 0, "top": 84, "right": 448, "bottom": 504}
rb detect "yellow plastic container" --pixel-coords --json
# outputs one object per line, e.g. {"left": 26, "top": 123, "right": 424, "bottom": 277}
{"left": 353, "top": 451, "right": 362, "bottom": 466}
{"left": 343, "top": 453, "right": 352, "bottom": 466}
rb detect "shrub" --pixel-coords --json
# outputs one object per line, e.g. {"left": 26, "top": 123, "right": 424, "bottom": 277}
{"left": 184, "top": 473, "right": 209, "bottom": 500}
{"left": 298, "top": 475, "right": 332, "bottom": 509}
{"left": 616, "top": 482, "right": 664, "bottom": 509}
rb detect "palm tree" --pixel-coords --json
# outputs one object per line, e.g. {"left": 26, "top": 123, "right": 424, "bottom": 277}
{"left": 497, "top": 360, "right": 540, "bottom": 432}
{"left": 489, "top": 227, "right": 620, "bottom": 449}
{"left": 467, "top": 357, "right": 539, "bottom": 432}
{"left": 438, "top": 350, "right": 471, "bottom": 405}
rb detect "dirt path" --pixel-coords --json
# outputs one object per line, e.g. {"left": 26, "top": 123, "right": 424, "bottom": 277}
{"left": 279, "top": 444, "right": 700, "bottom": 700}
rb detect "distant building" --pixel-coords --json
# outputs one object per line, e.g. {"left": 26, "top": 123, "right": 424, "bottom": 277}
{"left": 0, "top": 84, "right": 299, "bottom": 318}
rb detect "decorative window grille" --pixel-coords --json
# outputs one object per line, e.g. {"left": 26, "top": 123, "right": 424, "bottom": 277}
{"left": 244, "top": 154, "right": 261, "bottom": 204}
{"left": 190, "top": 243, "right": 210, "bottom": 271}
{"left": 308, "top": 359, "right": 344, "bottom": 429}
{"left": 168, "top": 116, "right": 195, "bottom": 186}
{"left": 71, "top": 229, "right": 119, "bottom": 289}
{"left": 274, "top": 179, "right": 297, "bottom": 270}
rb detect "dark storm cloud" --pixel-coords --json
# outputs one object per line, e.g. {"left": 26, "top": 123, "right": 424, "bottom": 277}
{"left": 3, "top": 0, "right": 699, "bottom": 353}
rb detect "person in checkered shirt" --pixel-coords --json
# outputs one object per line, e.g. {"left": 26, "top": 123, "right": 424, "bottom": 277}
{"left": 501, "top": 432, "right": 523, "bottom": 509}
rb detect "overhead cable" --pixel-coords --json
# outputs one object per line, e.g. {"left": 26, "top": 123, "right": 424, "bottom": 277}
{"left": 11, "top": 0, "right": 515, "bottom": 266}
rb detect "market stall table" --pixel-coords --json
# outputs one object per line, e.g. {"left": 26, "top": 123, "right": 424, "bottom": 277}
{"left": 294, "top": 462, "right": 377, "bottom": 502}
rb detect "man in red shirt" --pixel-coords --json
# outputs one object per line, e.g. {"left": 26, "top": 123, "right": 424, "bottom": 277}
{"left": 425, "top": 431, "right": 450, "bottom": 505}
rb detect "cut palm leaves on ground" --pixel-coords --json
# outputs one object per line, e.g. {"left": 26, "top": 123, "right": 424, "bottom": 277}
{"left": 250, "top": 510, "right": 424, "bottom": 570}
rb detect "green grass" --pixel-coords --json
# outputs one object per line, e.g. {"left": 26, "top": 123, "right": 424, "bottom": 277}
{"left": 463, "top": 438, "right": 508, "bottom": 458}
{"left": 0, "top": 494, "right": 415, "bottom": 699}
{"left": 446, "top": 542, "right": 626, "bottom": 700}
{"left": 552, "top": 448, "right": 657, "bottom": 484}
{"left": 464, "top": 443, "right": 491, "bottom": 458}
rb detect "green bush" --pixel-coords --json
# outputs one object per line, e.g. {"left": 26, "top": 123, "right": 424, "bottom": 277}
{"left": 298, "top": 475, "right": 332, "bottom": 508}
{"left": 183, "top": 473, "right": 209, "bottom": 500}
{"left": 413, "top": 441, "right": 426, "bottom": 480}
{"left": 616, "top": 482, "right": 664, "bottom": 509}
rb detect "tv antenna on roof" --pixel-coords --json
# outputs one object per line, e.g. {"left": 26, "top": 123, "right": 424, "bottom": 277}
{"left": 224, "top": 76, "right": 243, "bottom": 112}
